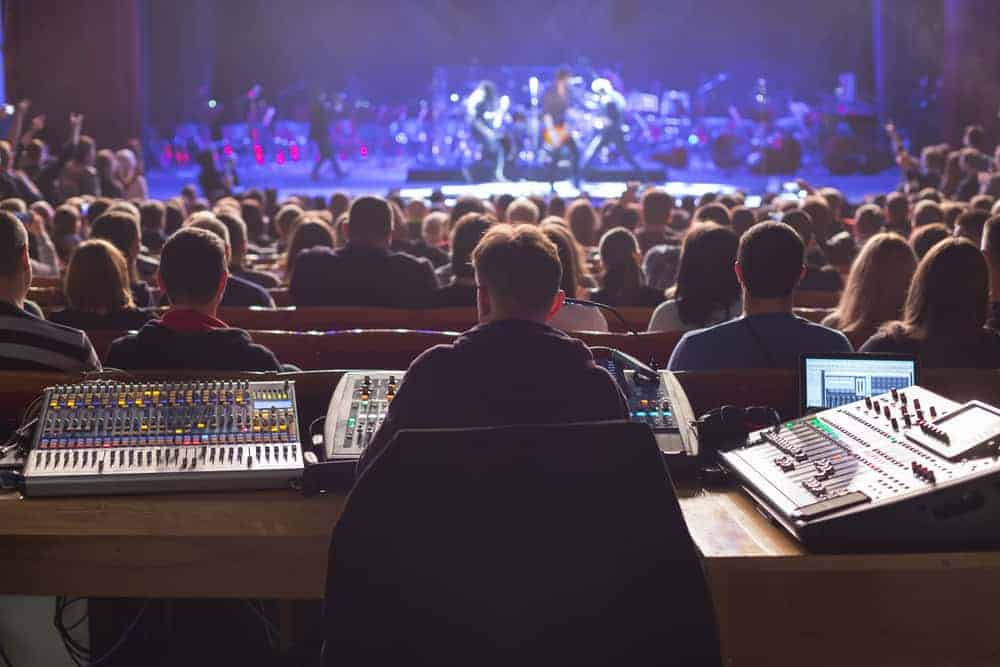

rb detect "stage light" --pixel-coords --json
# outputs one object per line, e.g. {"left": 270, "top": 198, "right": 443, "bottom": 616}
{"left": 360, "top": 145, "right": 369, "bottom": 157}
{"left": 395, "top": 133, "right": 408, "bottom": 145}
{"left": 276, "top": 150, "right": 286, "bottom": 165}
{"left": 208, "top": 99, "right": 218, "bottom": 109}
{"left": 529, "top": 77, "right": 539, "bottom": 98}
{"left": 687, "top": 134, "right": 699, "bottom": 146}
{"left": 289, "top": 144, "right": 300, "bottom": 161}
{"left": 449, "top": 93, "right": 459, "bottom": 103}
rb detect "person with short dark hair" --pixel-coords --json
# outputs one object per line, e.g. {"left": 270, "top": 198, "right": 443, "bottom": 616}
{"left": 634, "top": 188, "right": 675, "bottom": 254}
{"left": 884, "top": 191, "right": 910, "bottom": 236}
{"left": 861, "top": 238, "right": 1000, "bottom": 367}
{"left": 50, "top": 239, "right": 153, "bottom": 332}
{"left": 566, "top": 198, "right": 599, "bottom": 249}
{"left": 184, "top": 214, "right": 275, "bottom": 308}
{"left": 217, "top": 211, "right": 279, "bottom": 288}
{"left": 668, "top": 222, "right": 851, "bottom": 371}
{"left": 433, "top": 213, "right": 495, "bottom": 307}
{"left": 291, "top": 196, "right": 438, "bottom": 307}
{"left": 0, "top": 211, "right": 100, "bottom": 371}
{"left": 693, "top": 203, "right": 730, "bottom": 227}
{"left": 851, "top": 204, "right": 885, "bottom": 247}
{"left": 106, "top": 228, "right": 282, "bottom": 371}
{"left": 982, "top": 217, "right": 1000, "bottom": 331}
{"left": 911, "top": 200, "right": 944, "bottom": 229}
{"left": 357, "top": 223, "right": 628, "bottom": 475}
{"left": 139, "top": 200, "right": 167, "bottom": 254}
{"left": 954, "top": 210, "right": 990, "bottom": 246}
{"left": 90, "top": 211, "right": 153, "bottom": 308}
{"left": 52, "top": 204, "right": 82, "bottom": 264}
{"left": 781, "top": 210, "right": 842, "bottom": 291}
{"left": 910, "top": 223, "right": 950, "bottom": 260}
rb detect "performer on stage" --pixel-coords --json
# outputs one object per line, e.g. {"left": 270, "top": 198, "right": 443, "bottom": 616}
{"left": 542, "top": 69, "right": 581, "bottom": 188}
{"left": 310, "top": 92, "right": 345, "bottom": 181}
{"left": 582, "top": 78, "right": 642, "bottom": 177}
{"left": 464, "top": 81, "right": 508, "bottom": 182}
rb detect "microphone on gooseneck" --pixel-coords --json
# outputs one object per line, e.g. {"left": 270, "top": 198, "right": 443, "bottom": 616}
{"left": 564, "top": 298, "right": 661, "bottom": 378}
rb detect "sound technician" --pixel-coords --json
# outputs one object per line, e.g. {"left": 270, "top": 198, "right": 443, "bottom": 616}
{"left": 357, "top": 224, "right": 629, "bottom": 475}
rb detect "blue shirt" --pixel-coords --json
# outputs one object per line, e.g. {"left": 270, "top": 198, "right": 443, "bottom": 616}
{"left": 667, "top": 313, "right": 852, "bottom": 371}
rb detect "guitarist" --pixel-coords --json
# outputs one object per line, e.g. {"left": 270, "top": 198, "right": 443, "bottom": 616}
{"left": 465, "top": 81, "right": 508, "bottom": 182}
{"left": 582, "top": 78, "right": 642, "bottom": 178}
{"left": 542, "top": 69, "right": 581, "bottom": 188}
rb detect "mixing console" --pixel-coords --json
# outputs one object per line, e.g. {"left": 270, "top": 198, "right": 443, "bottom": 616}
{"left": 325, "top": 372, "right": 398, "bottom": 460}
{"left": 23, "top": 380, "right": 304, "bottom": 497}
{"left": 721, "top": 386, "right": 1000, "bottom": 549}
{"left": 324, "top": 360, "right": 697, "bottom": 461}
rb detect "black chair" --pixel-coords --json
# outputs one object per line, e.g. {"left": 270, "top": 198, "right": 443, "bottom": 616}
{"left": 322, "top": 421, "right": 721, "bottom": 667}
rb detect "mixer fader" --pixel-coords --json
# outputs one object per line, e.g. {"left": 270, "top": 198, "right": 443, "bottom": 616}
{"left": 23, "top": 380, "right": 305, "bottom": 497}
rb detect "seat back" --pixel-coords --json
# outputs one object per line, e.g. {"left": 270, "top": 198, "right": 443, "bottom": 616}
{"left": 323, "top": 421, "right": 721, "bottom": 667}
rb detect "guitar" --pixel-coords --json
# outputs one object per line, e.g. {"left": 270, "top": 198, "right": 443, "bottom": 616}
{"left": 543, "top": 123, "right": 571, "bottom": 149}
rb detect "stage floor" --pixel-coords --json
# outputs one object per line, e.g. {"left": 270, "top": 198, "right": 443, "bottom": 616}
{"left": 146, "top": 160, "right": 900, "bottom": 205}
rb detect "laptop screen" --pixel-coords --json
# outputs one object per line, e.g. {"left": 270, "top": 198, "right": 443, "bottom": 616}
{"left": 801, "top": 354, "right": 919, "bottom": 413}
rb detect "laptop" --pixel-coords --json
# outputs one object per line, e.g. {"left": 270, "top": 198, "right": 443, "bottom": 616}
{"left": 799, "top": 353, "right": 919, "bottom": 416}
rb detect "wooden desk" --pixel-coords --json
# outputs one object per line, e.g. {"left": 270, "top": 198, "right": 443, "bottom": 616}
{"left": 2, "top": 484, "right": 999, "bottom": 666}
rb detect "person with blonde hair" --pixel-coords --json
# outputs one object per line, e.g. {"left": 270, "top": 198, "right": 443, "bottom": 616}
{"left": 822, "top": 233, "right": 917, "bottom": 346}
{"left": 506, "top": 198, "right": 540, "bottom": 224}
{"left": 50, "top": 239, "right": 153, "bottom": 332}
{"left": 115, "top": 148, "right": 148, "bottom": 199}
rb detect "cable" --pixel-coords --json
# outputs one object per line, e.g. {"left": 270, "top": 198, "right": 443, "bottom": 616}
{"left": 0, "top": 643, "right": 13, "bottom": 667}
{"left": 55, "top": 596, "right": 147, "bottom": 667}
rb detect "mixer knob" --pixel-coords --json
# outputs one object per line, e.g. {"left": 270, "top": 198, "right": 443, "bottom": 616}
{"left": 883, "top": 406, "right": 891, "bottom": 420}
{"left": 872, "top": 400, "right": 880, "bottom": 413}
{"left": 864, "top": 396, "right": 872, "bottom": 410}
{"left": 891, "top": 388, "right": 898, "bottom": 401}
{"left": 929, "top": 406, "right": 938, "bottom": 419}
{"left": 899, "top": 393, "right": 908, "bottom": 405}
{"left": 890, "top": 418, "right": 899, "bottom": 431}
{"left": 914, "top": 398, "right": 922, "bottom": 411}
{"left": 903, "top": 414, "right": 912, "bottom": 428}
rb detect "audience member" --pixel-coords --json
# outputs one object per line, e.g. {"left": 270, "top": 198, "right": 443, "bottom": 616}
{"left": 954, "top": 210, "right": 990, "bottom": 246}
{"left": 107, "top": 228, "right": 282, "bottom": 371}
{"left": 541, "top": 222, "right": 608, "bottom": 333}
{"left": 910, "top": 223, "right": 950, "bottom": 260}
{"left": 434, "top": 213, "right": 495, "bottom": 307}
{"left": 116, "top": 148, "right": 148, "bottom": 200}
{"left": 284, "top": 219, "right": 336, "bottom": 283}
{"left": 566, "top": 198, "right": 599, "bottom": 249}
{"left": 217, "top": 210, "right": 279, "bottom": 288}
{"left": 641, "top": 243, "right": 681, "bottom": 292}
{"left": 668, "top": 222, "right": 851, "bottom": 371}
{"left": 290, "top": 196, "right": 437, "bottom": 307}
{"left": 0, "top": 211, "right": 99, "bottom": 371}
{"left": 730, "top": 207, "right": 756, "bottom": 237}
{"left": 90, "top": 211, "right": 153, "bottom": 308}
{"left": 507, "top": 198, "right": 540, "bottom": 224}
{"left": 591, "top": 228, "right": 664, "bottom": 307}
{"left": 852, "top": 204, "right": 885, "bottom": 246}
{"left": 50, "top": 239, "right": 153, "bottom": 332}
{"left": 884, "top": 191, "right": 910, "bottom": 236}
{"left": 822, "top": 233, "right": 916, "bottom": 345}
{"left": 648, "top": 223, "right": 740, "bottom": 332}
{"left": 781, "top": 210, "right": 843, "bottom": 291}
{"left": 860, "top": 238, "right": 1000, "bottom": 367}
{"left": 634, "top": 188, "right": 675, "bottom": 254}
{"left": 52, "top": 204, "right": 82, "bottom": 264}
{"left": 185, "top": 214, "right": 276, "bottom": 308}
{"left": 693, "top": 203, "right": 731, "bottom": 227}
{"left": 911, "top": 199, "right": 944, "bottom": 228}
{"left": 357, "top": 223, "right": 628, "bottom": 474}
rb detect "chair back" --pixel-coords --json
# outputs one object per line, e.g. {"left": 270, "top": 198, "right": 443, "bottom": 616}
{"left": 322, "top": 421, "right": 721, "bottom": 667}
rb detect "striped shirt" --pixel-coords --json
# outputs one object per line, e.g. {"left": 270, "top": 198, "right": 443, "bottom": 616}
{"left": 0, "top": 301, "right": 101, "bottom": 373}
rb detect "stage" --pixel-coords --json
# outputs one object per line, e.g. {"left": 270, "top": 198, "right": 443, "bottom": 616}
{"left": 146, "top": 159, "right": 900, "bottom": 205}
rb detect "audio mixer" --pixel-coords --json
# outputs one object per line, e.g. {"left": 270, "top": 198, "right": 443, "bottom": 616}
{"left": 22, "top": 380, "right": 304, "bottom": 497}
{"left": 325, "top": 372, "right": 398, "bottom": 460}
{"left": 323, "top": 361, "right": 697, "bottom": 461}
{"left": 721, "top": 385, "right": 1000, "bottom": 550}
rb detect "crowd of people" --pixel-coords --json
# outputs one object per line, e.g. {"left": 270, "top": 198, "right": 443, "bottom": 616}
{"left": 1, "top": 98, "right": 1000, "bottom": 378}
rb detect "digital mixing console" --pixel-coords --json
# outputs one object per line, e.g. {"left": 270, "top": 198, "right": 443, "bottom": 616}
{"left": 323, "top": 357, "right": 698, "bottom": 461}
{"left": 23, "top": 380, "right": 305, "bottom": 497}
{"left": 721, "top": 385, "right": 1000, "bottom": 550}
